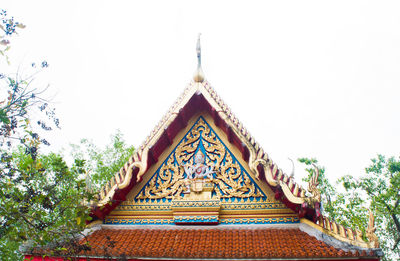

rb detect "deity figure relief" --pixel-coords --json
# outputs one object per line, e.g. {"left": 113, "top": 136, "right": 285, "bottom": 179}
{"left": 182, "top": 151, "right": 215, "bottom": 193}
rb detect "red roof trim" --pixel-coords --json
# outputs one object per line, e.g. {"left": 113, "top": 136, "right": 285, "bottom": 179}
{"left": 25, "top": 256, "right": 380, "bottom": 261}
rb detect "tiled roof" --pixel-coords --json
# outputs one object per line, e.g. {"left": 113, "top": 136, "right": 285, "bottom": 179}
{"left": 89, "top": 80, "right": 379, "bottom": 253}
{"left": 77, "top": 226, "right": 378, "bottom": 259}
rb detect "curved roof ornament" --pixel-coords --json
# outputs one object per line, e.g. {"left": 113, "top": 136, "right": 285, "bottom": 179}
{"left": 366, "top": 210, "right": 380, "bottom": 248}
{"left": 193, "top": 33, "right": 205, "bottom": 83}
{"left": 288, "top": 158, "right": 295, "bottom": 178}
{"left": 306, "top": 164, "right": 321, "bottom": 204}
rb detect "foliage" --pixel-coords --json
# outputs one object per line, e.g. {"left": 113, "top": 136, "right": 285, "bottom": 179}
{"left": 299, "top": 156, "right": 400, "bottom": 260}
{"left": 0, "top": 9, "right": 25, "bottom": 64}
{"left": 0, "top": 11, "right": 134, "bottom": 260}
{"left": 0, "top": 148, "right": 94, "bottom": 260}
{"left": 70, "top": 130, "right": 135, "bottom": 190}
{"left": 0, "top": 9, "right": 58, "bottom": 154}
{"left": 298, "top": 158, "right": 337, "bottom": 219}
{"left": 340, "top": 155, "right": 400, "bottom": 260}
{"left": 0, "top": 10, "right": 91, "bottom": 260}
{"left": 0, "top": 130, "right": 134, "bottom": 260}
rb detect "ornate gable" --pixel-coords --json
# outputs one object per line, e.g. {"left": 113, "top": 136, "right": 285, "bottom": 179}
{"left": 105, "top": 115, "right": 297, "bottom": 225}
{"left": 136, "top": 116, "right": 265, "bottom": 201}
{"left": 93, "top": 80, "right": 310, "bottom": 218}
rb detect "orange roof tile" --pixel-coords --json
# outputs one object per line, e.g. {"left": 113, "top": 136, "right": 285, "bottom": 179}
{"left": 74, "top": 227, "right": 378, "bottom": 259}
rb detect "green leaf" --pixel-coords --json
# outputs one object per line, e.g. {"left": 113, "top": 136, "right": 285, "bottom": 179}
{"left": 0, "top": 109, "right": 10, "bottom": 124}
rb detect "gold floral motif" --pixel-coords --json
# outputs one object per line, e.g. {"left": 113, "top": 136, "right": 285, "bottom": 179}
{"left": 135, "top": 117, "right": 264, "bottom": 200}
{"left": 136, "top": 155, "right": 187, "bottom": 199}
{"left": 220, "top": 217, "right": 299, "bottom": 224}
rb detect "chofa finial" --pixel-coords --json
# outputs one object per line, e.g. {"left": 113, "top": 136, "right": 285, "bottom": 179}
{"left": 366, "top": 210, "right": 380, "bottom": 248}
{"left": 193, "top": 33, "right": 205, "bottom": 83}
{"left": 307, "top": 164, "right": 321, "bottom": 203}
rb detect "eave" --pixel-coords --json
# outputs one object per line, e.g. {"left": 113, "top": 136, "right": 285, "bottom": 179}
{"left": 24, "top": 222, "right": 381, "bottom": 260}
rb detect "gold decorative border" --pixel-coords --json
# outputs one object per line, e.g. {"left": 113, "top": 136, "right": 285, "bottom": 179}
{"left": 108, "top": 203, "right": 293, "bottom": 218}
{"left": 174, "top": 215, "right": 219, "bottom": 223}
{"left": 172, "top": 199, "right": 220, "bottom": 211}
{"left": 104, "top": 216, "right": 299, "bottom": 225}
{"left": 104, "top": 218, "right": 173, "bottom": 225}
{"left": 220, "top": 216, "right": 299, "bottom": 224}
{"left": 114, "top": 202, "right": 287, "bottom": 212}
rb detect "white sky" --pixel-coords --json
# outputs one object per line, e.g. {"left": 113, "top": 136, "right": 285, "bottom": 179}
{"left": 3, "top": 0, "right": 400, "bottom": 183}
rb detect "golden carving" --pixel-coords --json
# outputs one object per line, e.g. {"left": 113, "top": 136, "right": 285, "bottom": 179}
{"left": 97, "top": 80, "right": 309, "bottom": 209}
{"left": 136, "top": 155, "right": 186, "bottom": 199}
{"left": 306, "top": 164, "right": 321, "bottom": 204}
{"left": 97, "top": 147, "right": 149, "bottom": 206}
{"left": 135, "top": 117, "right": 263, "bottom": 200}
{"left": 366, "top": 210, "right": 380, "bottom": 248}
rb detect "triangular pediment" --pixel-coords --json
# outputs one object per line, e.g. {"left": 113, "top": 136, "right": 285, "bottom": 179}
{"left": 105, "top": 114, "right": 297, "bottom": 225}
{"left": 94, "top": 80, "right": 312, "bottom": 225}
{"left": 135, "top": 116, "right": 265, "bottom": 201}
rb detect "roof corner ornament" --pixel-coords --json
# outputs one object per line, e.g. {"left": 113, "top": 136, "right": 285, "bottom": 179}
{"left": 366, "top": 210, "right": 380, "bottom": 248}
{"left": 288, "top": 158, "right": 295, "bottom": 178}
{"left": 193, "top": 33, "right": 205, "bottom": 83}
{"left": 96, "top": 147, "right": 149, "bottom": 207}
{"left": 303, "top": 164, "right": 322, "bottom": 221}
{"left": 307, "top": 164, "right": 321, "bottom": 203}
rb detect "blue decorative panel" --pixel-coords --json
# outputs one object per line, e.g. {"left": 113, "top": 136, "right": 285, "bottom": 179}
{"left": 134, "top": 116, "right": 266, "bottom": 203}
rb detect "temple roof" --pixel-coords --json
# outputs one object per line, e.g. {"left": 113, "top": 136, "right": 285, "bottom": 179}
{"left": 26, "top": 223, "right": 378, "bottom": 260}
{"left": 81, "top": 38, "right": 381, "bottom": 258}
{"left": 25, "top": 39, "right": 382, "bottom": 260}
{"left": 87, "top": 78, "right": 380, "bottom": 251}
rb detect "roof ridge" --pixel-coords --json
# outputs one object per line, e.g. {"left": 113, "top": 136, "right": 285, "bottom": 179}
{"left": 302, "top": 216, "right": 380, "bottom": 249}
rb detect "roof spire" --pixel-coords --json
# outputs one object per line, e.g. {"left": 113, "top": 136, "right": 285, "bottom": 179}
{"left": 193, "top": 33, "right": 205, "bottom": 83}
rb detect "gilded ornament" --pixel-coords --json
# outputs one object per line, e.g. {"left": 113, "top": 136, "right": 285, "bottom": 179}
{"left": 135, "top": 117, "right": 264, "bottom": 201}
{"left": 366, "top": 210, "right": 380, "bottom": 248}
{"left": 306, "top": 164, "right": 322, "bottom": 204}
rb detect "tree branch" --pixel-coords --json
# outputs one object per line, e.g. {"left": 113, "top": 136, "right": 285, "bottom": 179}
{"left": 394, "top": 197, "right": 400, "bottom": 211}
{"left": 390, "top": 212, "right": 400, "bottom": 236}
{"left": 393, "top": 237, "right": 400, "bottom": 250}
